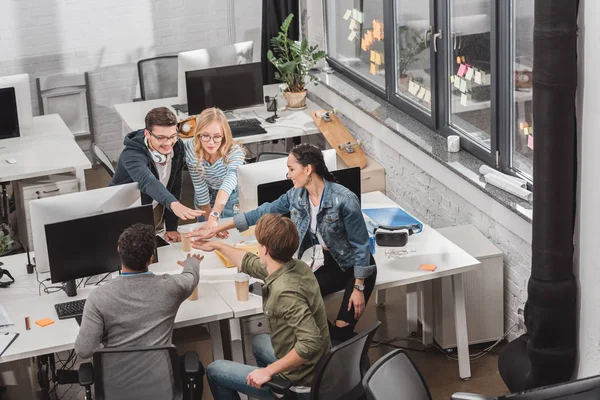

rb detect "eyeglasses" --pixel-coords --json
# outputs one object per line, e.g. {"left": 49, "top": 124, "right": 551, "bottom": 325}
{"left": 200, "top": 134, "right": 223, "bottom": 144}
{"left": 148, "top": 130, "right": 180, "bottom": 143}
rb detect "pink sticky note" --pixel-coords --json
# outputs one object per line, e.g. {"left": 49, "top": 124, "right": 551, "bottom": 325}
{"left": 527, "top": 135, "right": 534, "bottom": 150}
{"left": 457, "top": 64, "right": 467, "bottom": 77}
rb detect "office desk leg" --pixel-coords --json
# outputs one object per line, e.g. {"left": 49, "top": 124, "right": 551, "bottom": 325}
{"left": 406, "top": 284, "right": 418, "bottom": 335}
{"left": 452, "top": 273, "right": 471, "bottom": 379}
{"left": 208, "top": 321, "right": 224, "bottom": 361}
{"left": 375, "top": 289, "right": 386, "bottom": 306}
{"left": 229, "top": 318, "right": 244, "bottom": 364}
{"left": 418, "top": 281, "right": 433, "bottom": 346}
{"left": 75, "top": 168, "right": 87, "bottom": 191}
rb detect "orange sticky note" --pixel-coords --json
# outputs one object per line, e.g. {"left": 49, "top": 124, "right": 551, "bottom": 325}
{"left": 35, "top": 318, "right": 55, "bottom": 327}
{"left": 419, "top": 264, "right": 437, "bottom": 272}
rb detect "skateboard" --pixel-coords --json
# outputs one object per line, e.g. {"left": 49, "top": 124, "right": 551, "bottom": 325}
{"left": 311, "top": 109, "right": 367, "bottom": 169}
{"left": 177, "top": 115, "right": 196, "bottom": 139}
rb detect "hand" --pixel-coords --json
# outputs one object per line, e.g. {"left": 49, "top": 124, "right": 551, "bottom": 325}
{"left": 246, "top": 368, "right": 273, "bottom": 389}
{"left": 216, "top": 230, "right": 230, "bottom": 239}
{"left": 177, "top": 253, "right": 204, "bottom": 267}
{"left": 170, "top": 202, "right": 205, "bottom": 220}
{"left": 348, "top": 289, "right": 366, "bottom": 321}
{"left": 164, "top": 231, "right": 181, "bottom": 242}
{"left": 204, "top": 219, "right": 229, "bottom": 238}
{"left": 187, "top": 226, "right": 220, "bottom": 240}
{"left": 191, "top": 240, "right": 221, "bottom": 252}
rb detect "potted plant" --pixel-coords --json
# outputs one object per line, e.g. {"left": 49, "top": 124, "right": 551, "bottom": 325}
{"left": 397, "top": 26, "right": 426, "bottom": 89}
{"left": 0, "top": 229, "right": 14, "bottom": 257}
{"left": 267, "top": 13, "right": 326, "bottom": 109}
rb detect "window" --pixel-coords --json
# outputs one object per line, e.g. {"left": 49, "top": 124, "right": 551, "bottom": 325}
{"left": 325, "top": 1, "right": 533, "bottom": 183}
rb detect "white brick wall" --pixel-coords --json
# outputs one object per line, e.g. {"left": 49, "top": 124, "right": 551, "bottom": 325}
{"left": 0, "top": 0, "right": 262, "bottom": 161}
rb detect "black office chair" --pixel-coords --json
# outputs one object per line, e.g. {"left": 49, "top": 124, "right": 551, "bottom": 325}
{"left": 256, "top": 151, "right": 288, "bottom": 163}
{"left": 265, "top": 321, "right": 381, "bottom": 400}
{"left": 362, "top": 349, "right": 432, "bottom": 400}
{"left": 452, "top": 373, "right": 600, "bottom": 400}
{"left": 78, "top": 345, "right": 202, "bottom": 400}
{"left": 137, "top": 55, "right": 178, "bottom": 101}
{"left": 92, "top": 144, "right": 115, "bottom": 178}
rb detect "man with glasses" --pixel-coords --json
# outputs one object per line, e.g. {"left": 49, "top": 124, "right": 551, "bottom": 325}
{"left": 110, "top": 107, "right": 203, "bottom": 241}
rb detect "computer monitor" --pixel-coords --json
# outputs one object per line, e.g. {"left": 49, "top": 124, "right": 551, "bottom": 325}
{"left": 257, "top": 167, "right": 361, "bottom": 206}
{"left": 185, "top": 62, "right": 263, "bottom": 115}
{"left": 177, "top": 41, "right": 254, "bottom": 105}
{"left": 237, "top": 149, "right": 338, "bottom": 212}
{"left": 0, "top": 74, "right": 33, "bottom": 134}
{"left": 0, "top": 87, "right": 20, "bottom": 140}
{"left": 45, "top": 204, "right": 154, "bottom": 297}
{"left": 30, "top": 183, "right": 142, "bottom": 274}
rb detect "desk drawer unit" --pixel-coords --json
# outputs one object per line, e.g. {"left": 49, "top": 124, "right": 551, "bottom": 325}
{"left": 336, "top": 154, "right": 386, "bottom": 194}
{"left": 15, "top": 173, "right": 80, "bottom": 249}
{"left": 241, "top": 314, "right": 269, "bottom": 365}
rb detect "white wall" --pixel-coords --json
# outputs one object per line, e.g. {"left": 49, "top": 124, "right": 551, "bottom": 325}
{"left": 0, "top": 0, "right": 262, "bottom": 161}
{"left": 575, "top": 0, "right": 600, "bottom": 378}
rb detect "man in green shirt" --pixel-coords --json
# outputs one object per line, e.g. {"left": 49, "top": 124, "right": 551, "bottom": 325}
{"left": 197, "top": 214, "right": 330, "bottom": 400}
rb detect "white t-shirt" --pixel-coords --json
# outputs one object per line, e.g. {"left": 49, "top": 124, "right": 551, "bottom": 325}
{"left": 309, "top": 200, "right": 327, "bottom": 248}
{"left": 152, "top": 158, "right": 172, "bottom": 208}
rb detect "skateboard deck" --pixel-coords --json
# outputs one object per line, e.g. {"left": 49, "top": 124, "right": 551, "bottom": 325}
{"left": 311, "top": 109, "right": 367, "bottom": 169}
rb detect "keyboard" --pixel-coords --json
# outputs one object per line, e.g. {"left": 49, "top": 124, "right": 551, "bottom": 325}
{"left": 55, "top": 299, "right": 86, "bottom": 320}
{"left": 229, "top": 118, "right": 267, "bottom": 137}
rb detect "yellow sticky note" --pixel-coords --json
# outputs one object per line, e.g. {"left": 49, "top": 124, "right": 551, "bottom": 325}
{"left": 424, "top": 90, "right": 431, "bottom": 103}
{"left": 370, "top": 63, "right": 377, "bottom": 75}
{"left": 35, "top": 318, "right": 55, "bottom": 327}
{"left": 408, "top": 81, "right": 420, "bottom": 96}
{"left": 361, "top": 38, "right": 368, "bottom": 51}
{"left": 419, "top": 264, "right": 437, "bottom": 272}
{"left": 370, "top": 50, "right": 376, "bottom": 63}
{"left": 215, "top": 244, "right": 259, "bottom": 268}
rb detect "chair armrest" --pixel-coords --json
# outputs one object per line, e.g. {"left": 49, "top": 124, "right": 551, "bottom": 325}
{"left": 264, "top": 375, "right": 292, "bottom": 394}
{"left": 451, "top": 393, "right": 495, "bottom": 400}
{"left": 184, "top": 351, "right": 200, "bottom": 374}
{"left": 78, "top": 362, "right": 94, "bottom": 386}
{"left": 133, "top": 97, "right": 143, "bottom": 102}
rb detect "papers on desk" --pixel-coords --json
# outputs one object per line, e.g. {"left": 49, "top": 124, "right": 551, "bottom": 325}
{"left": 0, "top": 305, "right": 14, "bottom": 328}
{"left": 0, "top": 333, "right": 19, "bottom": 357}
{"left": 363, "top": 208, "right": 423, "bottom": 234}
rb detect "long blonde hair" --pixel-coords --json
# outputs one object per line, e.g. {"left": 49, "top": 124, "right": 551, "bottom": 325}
{"left": 192, "top": 107, "right": 243, "bottom": 175}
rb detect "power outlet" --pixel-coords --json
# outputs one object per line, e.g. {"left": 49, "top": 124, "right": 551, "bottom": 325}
{"left": 517, "top": 307, "right": 525, "bottom": 332}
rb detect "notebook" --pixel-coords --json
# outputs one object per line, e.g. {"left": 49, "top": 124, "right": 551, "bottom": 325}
{"left": 0, "top": 332, "right": 19, "bottom": 357}
{"left": 363, "top": 207, "right": 423, "bottom": 234}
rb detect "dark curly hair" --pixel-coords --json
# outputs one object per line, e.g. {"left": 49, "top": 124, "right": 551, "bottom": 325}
{"left": 289, "top": 143, "right": 336, "bottom": 182}
{"left": 117, "top": 223, "right": 156, "bottom": 271}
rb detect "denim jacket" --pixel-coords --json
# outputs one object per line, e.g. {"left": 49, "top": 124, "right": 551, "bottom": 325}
{"left": 233, "top": 180, "right": 376, "bottom": 279}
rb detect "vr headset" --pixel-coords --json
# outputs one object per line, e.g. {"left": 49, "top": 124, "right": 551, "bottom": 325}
{"left": 0, "top": 262, "right": 15, "bottom": 288}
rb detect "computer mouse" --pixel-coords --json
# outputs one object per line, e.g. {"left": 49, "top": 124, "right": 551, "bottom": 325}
{"left": 5, "top": 158, "right": 16, "bottom": 164}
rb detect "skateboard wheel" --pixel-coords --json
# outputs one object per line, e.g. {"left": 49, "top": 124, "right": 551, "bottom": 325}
{"left": 332, "top": 108, "right": 338, "bottom": 115}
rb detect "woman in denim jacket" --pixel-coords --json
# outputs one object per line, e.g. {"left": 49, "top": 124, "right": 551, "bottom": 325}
{"left": 190, "top": 143, "right": 377, "bottom": 342}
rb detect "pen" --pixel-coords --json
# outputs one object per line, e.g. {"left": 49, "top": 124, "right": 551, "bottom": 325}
{"left": 25, "top": 317, "right": 30, "bottom": 331}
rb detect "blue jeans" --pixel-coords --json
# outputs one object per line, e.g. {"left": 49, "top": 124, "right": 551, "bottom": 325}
{"left": 197, "top": 190, "right": 239, "bottom": 222}
{"left": 207, "top": 334, "right": 309, "bottom": 400}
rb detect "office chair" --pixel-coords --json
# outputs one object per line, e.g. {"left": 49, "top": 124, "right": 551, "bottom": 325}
{"left": 451, "top": 373, "right": 600, "bottom": 400}
{"left": 92, "top": 144, "right": 115, "bottom": 177}
{"left": 256, "top": 151, "right": 288, "bottom": 163}
{"left": 78, "top": 345, "right": 202, "bottom": 400}
{"left": 265, "top": 321, "right": 381, "bottom": 400}
{"left": 137, "top": 55, "right": 178, "bottom": 101}
{"left": 362, "top": 349, "right": 432, "bottom": 400}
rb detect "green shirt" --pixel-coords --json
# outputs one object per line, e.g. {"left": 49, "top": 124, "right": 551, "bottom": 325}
{"left": 241, "top": 253, "right": 331, "bottom": 386}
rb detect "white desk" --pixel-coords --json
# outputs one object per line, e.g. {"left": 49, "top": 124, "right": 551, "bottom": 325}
{"left": 0, "top": 114, "right": 91, "bottom": 189}
{"left": 113, "top": 84, "right": 321, "bottom": 145}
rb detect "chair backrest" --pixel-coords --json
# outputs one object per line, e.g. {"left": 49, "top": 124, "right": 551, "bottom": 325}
{"left": 93, "top": 345, "right": 182, "bottom": 400}
{"left": 36, "top": 72, "right": 93, "bottom": 138}
{"left": 362, "top": 349, "right": 432, "bottom": 400}
{"left": 256, "top": 151, "right": 288, "bottom": 163}
{"left": 310, "top": 321, "right": 381, "bottom": 400}
{"left": 500, "top": 374, "right": 600, "bottom": 399}
{"left": 138, "top": 55, "right": 178, "bottom": 101}
{"left": 93, "top": 144, "right": 115, "bottom": 177}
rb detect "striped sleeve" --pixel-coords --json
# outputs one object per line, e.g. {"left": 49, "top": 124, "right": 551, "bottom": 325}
{"left": 184, "top": 139, "right": 210, "bottom": 207}
{"left": 218, "top": 145, "right": 245, "bottom": 196}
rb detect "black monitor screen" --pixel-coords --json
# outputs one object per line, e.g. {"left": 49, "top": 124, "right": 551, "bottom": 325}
{"left": 257, "top": 167, "right": 362, "bottom": 206}
{"left": 185, "top": 62, "right": 263, "bottom": 114}
{"left": 0, "top": 87, "right": 20, "bottom": 140}
{"left": 45, "top": 205, "right": 155, "bottom": 283}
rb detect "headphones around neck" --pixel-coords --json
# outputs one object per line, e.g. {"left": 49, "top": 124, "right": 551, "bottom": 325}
{"left": 144, "top": 136, "right": 169, "bottom": 164}
{"left": 0, "top": 263, "right": 15, "bottom": 288}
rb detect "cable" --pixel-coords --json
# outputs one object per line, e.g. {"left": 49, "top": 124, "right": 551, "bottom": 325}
{"left": 95, "top": 272, "right": 112, "bottom": 286}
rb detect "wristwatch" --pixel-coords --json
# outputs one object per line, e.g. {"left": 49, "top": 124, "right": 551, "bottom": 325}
{"left": 354, "top": 284, "right": 365, "bottom": 292}
{"left": 209, "top": 210, "right": 220, "bottom": 220}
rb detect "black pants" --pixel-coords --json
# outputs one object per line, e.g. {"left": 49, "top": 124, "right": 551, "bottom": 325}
{"left": 314, "top": 251, "right": 377, "bottom": 331}
{"left": 180, "top": 355, "right": 205, "bottom": 400}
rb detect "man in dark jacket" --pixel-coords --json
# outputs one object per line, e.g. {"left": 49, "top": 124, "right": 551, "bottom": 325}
{"left": 110, "top": 107, "right": 203, "bottom": 241}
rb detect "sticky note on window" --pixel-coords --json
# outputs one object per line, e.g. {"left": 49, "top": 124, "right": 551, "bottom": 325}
{"left": 35, "top": 318, "right": 55, "bottom": 327}
{"left": 527, "top": 135, "right": 534, "bottom": 150}
{"left": 370, "top": 50, "right": 376, "bottom": 63}
{"left": 417, "top": 87, "right": 427, "bottom": 99}
{"left": 465, "top": 67, "right": 474, "bottom": 81}
{"left": 460, "top": 78, "right": 468, "bottom": 92}
{"left": 454, "top": 77, "right": 461, "bottom": 89}
{"left": 457, "top": 64, "right": 467, "bottom": 77}
{"left": 347, "top": 31, "right": 357, "bottom": 41}
{"left": 450, "top": 75, "right": 455, "bottom": 83}
{"left": 352, "top": 9, "right": 364, "bottom": 23}
{"left": 460, "top": 93, "right": 469, "bottom": 106}
{"left": 419, "top": 264, "right": 437, "bottom": 272}
{"left": 370, "top": 63, "right": 377, "bottom": 75}
{"left": 349, "top": 19, "right": 358, "bottom": 31}
{"left": 474, "top": 70, "right": 483, "bottom": 84}
{"left": 343, "top": 9, "right": 351, "bottom": 20}
{"left": 424, "top": 90, "right": 431, "bottom": 103}
{"left": 409, "top": 81, "right": 420, "bottom": 96}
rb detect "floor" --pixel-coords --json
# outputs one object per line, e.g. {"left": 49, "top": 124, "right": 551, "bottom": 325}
{"left": 51, "top": 165, "right": 510, "bottom": 399}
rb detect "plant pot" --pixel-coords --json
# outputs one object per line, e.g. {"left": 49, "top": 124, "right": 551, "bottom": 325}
{"left": 398, "top": 75, "right": 410, "bottom": 90}
{"left": 283, "top": 90, "right": 307, "bottom": 109}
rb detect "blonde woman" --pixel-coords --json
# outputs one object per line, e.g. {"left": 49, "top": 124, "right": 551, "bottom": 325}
{"left": 184, "top": 108, "right": 245, "bottom": 232}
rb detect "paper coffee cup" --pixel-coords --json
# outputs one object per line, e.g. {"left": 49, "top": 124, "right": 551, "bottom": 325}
{"left": 447, "top": 135, "right": 460, "bottom": 153}
{"left": 235, "top": 273, "right": 250, "bottom": 302}
{"left": 188, "top": 285, "right": 199, "bottom": 301}
{"left": 179, "top": 226, "right": 192, "bottom": 252}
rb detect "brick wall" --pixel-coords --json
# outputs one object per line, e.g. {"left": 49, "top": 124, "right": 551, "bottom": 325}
{"left": 0, "top": 0, "right": 262, "bottom": 161}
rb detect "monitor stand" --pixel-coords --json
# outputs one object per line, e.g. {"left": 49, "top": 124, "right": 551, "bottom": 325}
{"left": 65, "top": 279, "right": 77, "bottom": 297}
